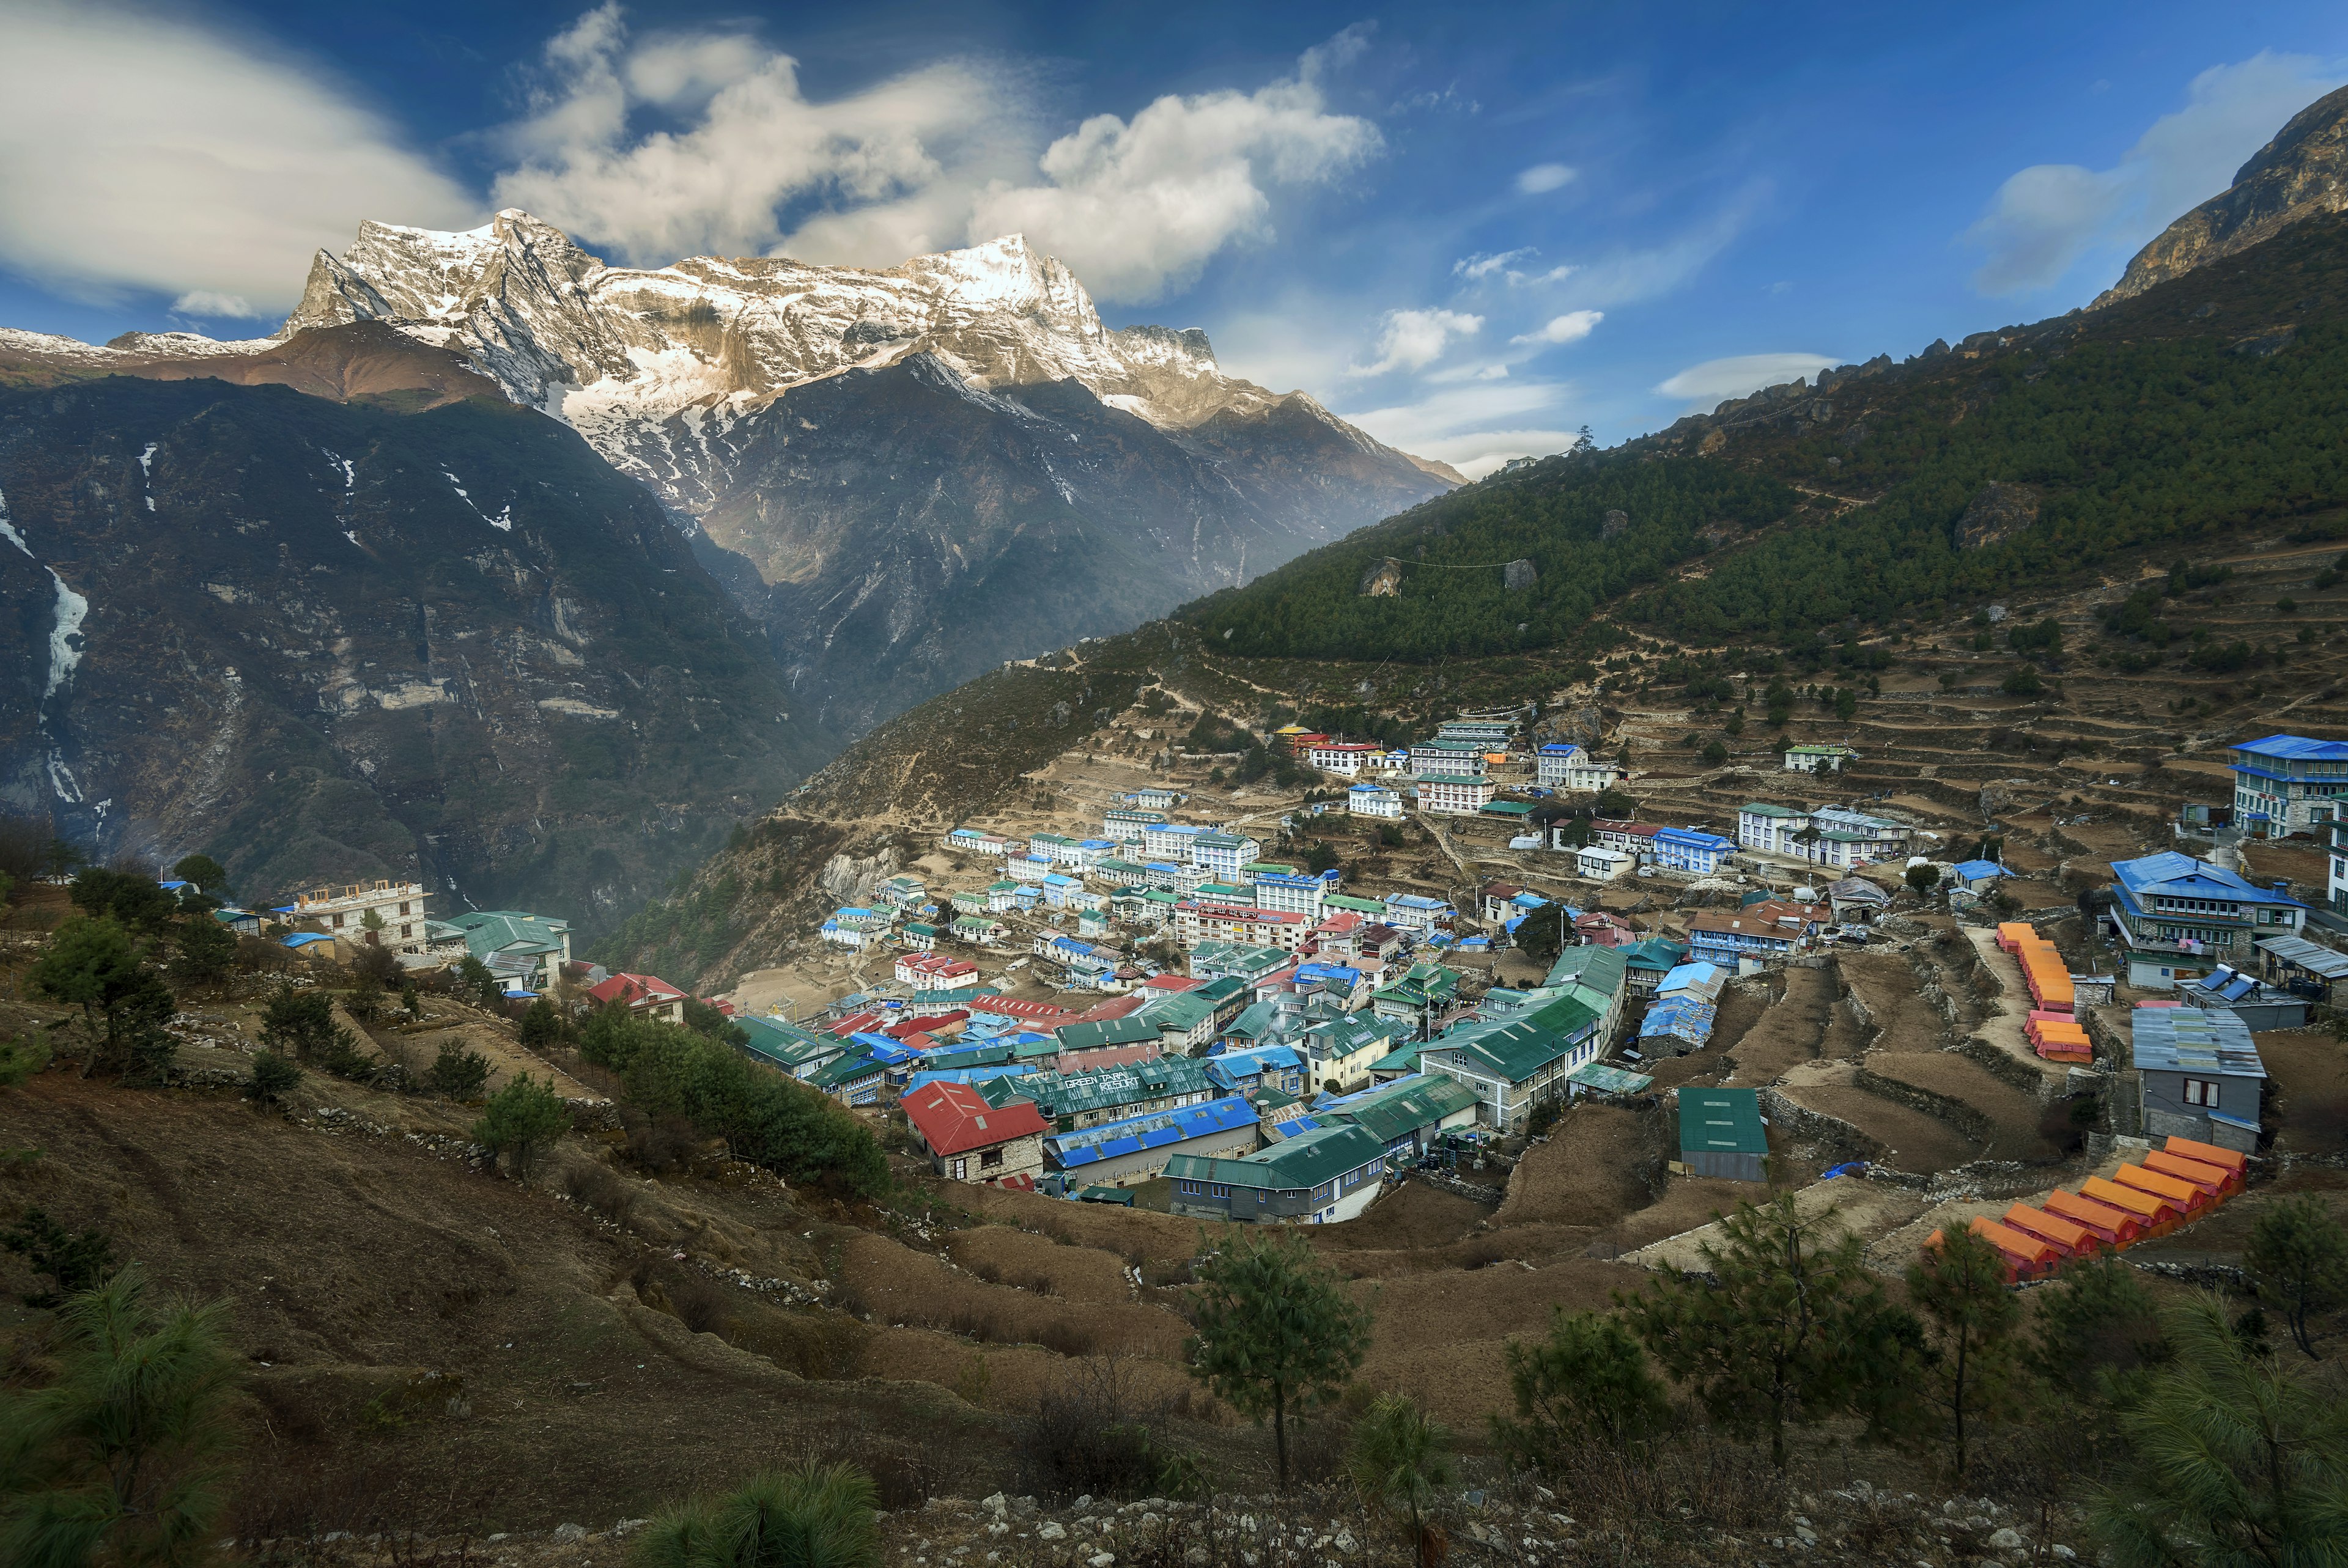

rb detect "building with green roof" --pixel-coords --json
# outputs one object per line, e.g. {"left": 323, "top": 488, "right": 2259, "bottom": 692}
{"left": 1165, "top": 1122, "right": 1390, "bottom": 1224}
{"left": 1321, "top": 893, "right": 1387, "bottom": 917}
{"left": 443, "top": 910, "right": 572, "bottom": 990}
{"left": 736, "top": 1014, "right": 848, "bottom": 1081}
{"left": 807, "top": 1050, "right": 887, "bottom": 1107}
{"left": 1142, "top": 992, "right": 1219, "bottom": 1052}
{"left": 1420, "top": 992, "right": 1606, "bottom": 1131}
{"left": 1320, "top": 1073, "right": 1481, "bottom": 1157}
{"left": 1371, "top": 962, "right": 1461, "bottom": 1032}
{"left": 1677, "top": 1087, "right": 1768, "bottom": 1180}
{"left": 980, "top": 1053, "right": 1216, "bottom": 1128}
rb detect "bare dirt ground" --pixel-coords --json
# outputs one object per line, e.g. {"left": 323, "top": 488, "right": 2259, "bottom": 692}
{"left": 1721, "top": 965, "right": 1834, "bottom": 1083}
{"left": 2255, "top": 1027, "right": 2348, "bottom": 1157}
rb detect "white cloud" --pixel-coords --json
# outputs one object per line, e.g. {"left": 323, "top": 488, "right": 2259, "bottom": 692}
{"left": 490, "top": 6, "right": 1379, "bottom": 303}
{"left": 1453, "top": 248, "right": 1534, "bottom": 279}
{"left": 1342, "top": 381, "right": 1581, "bottom": 477}
{"left": 1654, "top": 352, "right": 1840, "bottom": 411}
{"left": 1511, "top": 309, "right": 1603, "bottom": 346}
{"left": 0, "top": 0, "right": 475, "bottom": 314}
{"left": 1965, "top": 50, "right": 2347, "bottom": 296}
{"left": 1516, "top": 162, "right": 1576, "bottom": 194}
{"left": 1348, "top": 307, "right": 1483, "bottom": 377}
{"left": 171, "top": 290, "right": 262, "bottom": 320}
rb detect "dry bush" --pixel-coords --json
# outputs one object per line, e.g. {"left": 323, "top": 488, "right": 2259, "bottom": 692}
{"left": 1038, "top": 1320, "right": 1098, "bottom": 1357}
{"left": 562, "top": 1161, "right": 638, "bottom": 1223}
{"left": 619, "top": 1106, "right": 701, "bottom": 1174}
{"left": 668, "top": 1274, "right": 738, "bottom": 1336}
{"left": 1530, "top": 1433, "right": 1785, "bottom": 1537}
{"left": 728, "top": 1303, "right": 873, "bottom": 1381}
{"left": 1018, "top": 1354, "right": 1184, "bottom": 1500}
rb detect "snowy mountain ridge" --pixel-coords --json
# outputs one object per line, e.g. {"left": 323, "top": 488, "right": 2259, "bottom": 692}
{"left": 270, "top": 210, "right": 1371, "bottom": 510}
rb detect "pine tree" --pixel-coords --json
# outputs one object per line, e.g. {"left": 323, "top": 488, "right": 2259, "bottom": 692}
{"left": 1905, "top": 1223, "right": 2027, "bottom": 1476}
{"left": 0, "top": 1266, "right": 240, "bottom": 1567}
{"left": 1623, "top": 1193, "right": 1896, "bottom": 1467}
{"left": 472, "top": 1073, "right": 573, "bottom": 1181}
{"left": 2244, "top": 1194, "right": 2348, "bottom": 1360}
{"left": 1186, "top": 1231, "right": 1374, "bottom": 1487}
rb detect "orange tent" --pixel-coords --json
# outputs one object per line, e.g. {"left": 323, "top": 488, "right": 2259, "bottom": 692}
{"left": 2004, "top": 1203, "right": 2102, "bottom": 1259}
{"left": 2144, "top": 1149, "right": 2234, "bottom": 1201}
{"left": 1926, "top": 1218, "right": 2059, "bottom": 1281}
{"left": 2163, "top": 1135, "right": 2247, "bottom": 1181}
{"left": 1996, "top": 922, "right": 2035, "bottom": 952}
{"left": 2047, "top": 1188, "right": 2144, "bottom": 1246}
{"left": 2084, "top": 1174, "right": 2180, "bottom": 1235}
{"left": 2116, "top": 1162, "right": 2210, "bottom": 1215}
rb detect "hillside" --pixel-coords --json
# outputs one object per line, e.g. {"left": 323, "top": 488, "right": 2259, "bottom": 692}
{"left": 0, "top": 376, "right": 821, "bottom": 934}
{"left": 1181, "top": 204, "right": 2348, "bottom": 664}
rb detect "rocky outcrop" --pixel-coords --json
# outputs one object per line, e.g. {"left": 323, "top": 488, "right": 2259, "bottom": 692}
{"left": 1954, "top": 481, "right": 2040, "bottom": 549}
{"left": 2097, "top": 83, "right": 2348, "bottom": 306}
{"left": 1357, "top": 558, "right": 1404, "bottom": 597}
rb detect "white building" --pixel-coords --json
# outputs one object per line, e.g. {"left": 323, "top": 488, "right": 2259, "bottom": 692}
{"left": 1737, "top": 802, "right": 1812, "bottom": 855}
{"left": 1348, "top": 783, "right": 1403, "bottom": 819}
{"left": 1574, "top": 845, "right": 1634, "bottom": 882}
{"left": 1102, "top": 808, "right": 1165, "bottom": 842}
{"left": 1305, "top": 741, "right": 1381, "bottom": 776}
{"left": 1143, "top": 822, "right": 1210, "bottom": 860}
{"left": 1784, "top": 744, "right": 1859, "bottom": 774}
{"left": 1254, "top": 872, "right": 1327, "bottom": 918}
{"left": 1409, "top": 742, "right": 1488, "bottom": 778}
{"left": 1415, "top": 774, "right": 1494, "bottom": 815}
{"left": 1535, "top": 744, "right": 1623, "bottom": 793}
{"left": 1191, "top": 832, "right": 1263, "bottom": 879}
{"left": 278, "top": 879, "right": 432, "bottom": 955}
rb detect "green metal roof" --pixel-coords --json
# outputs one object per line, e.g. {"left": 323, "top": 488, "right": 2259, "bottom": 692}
{"left": 1055, "top": 1016, "right": 1160, "bottom": 1052}
{"left": 1323, "top": 894, "right": 1386, "bottom": 915}
{"left": 736, "top": 1014, "right": 843, "bottom": 1071}
{"left": 1678, "top": 1087, "right": 1767, "bottom": 1156}
{"left": 1543, "top": 944, "right": 1629, "bottom": 996}
{"left": 1166, "top": 1122, "right": 1387, "bottom": 1192}
{"left": 1145, "top": 993, "right": 1217, "bottom": 1032}
{"left": 1416, "top": 773, "right": 1490, "bottom": 786}
{"left": 1327, "top": 1076, "right": 1480, "bottom": 1144}
{"left": 1480, "top": 800, "right": 1536, "bottom": 816}
{"left": 808, "top": 1051, "right": 885, "bottom": 1090}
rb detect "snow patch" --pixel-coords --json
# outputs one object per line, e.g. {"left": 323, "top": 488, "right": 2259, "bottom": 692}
{"left": 138, "top": 443, "right": 157, "bottom": 476}
{"left": 0, "top": 487, "right": 29, "bottom": 556}
{"left": 44, "top": 571, "right": 88, "bottom": 701}
{"left": 441, "top": 471, "right": 512, "bottom": 532}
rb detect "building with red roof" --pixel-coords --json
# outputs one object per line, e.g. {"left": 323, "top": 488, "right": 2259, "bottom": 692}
{"left": 1068, "top": 994, "right": 1148, "bottom": 1025}
{"left": 895, "top": 951, "right": 981, "bottom": 992}
{"left": 587, "top": 971, "right": 687, "bottom": 1023}
{"left": 902, "top": 1081, "right": 1049, "bottom": 1185}
{"left": 969, "top": 995, "right": 1079, "bottom": 1028}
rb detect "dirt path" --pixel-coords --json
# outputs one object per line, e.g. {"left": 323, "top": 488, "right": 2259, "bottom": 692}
{"left": 1961, "top": 926, "right": 2072, "bottom": 1091}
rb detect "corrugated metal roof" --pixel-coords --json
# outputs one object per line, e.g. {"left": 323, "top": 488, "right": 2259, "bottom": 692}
{"left": 2131, "top": 1004, "right": 2267, "bottom": 1078}
{"left": 1678, "top": 1087, "right": 1767, "bottom": 1155}
{"left": 2256, "top": 934, "right": 2348, "bottom": 979}
{"left": 1046, "top": 1095, "right": 1260, "bottom": 1168}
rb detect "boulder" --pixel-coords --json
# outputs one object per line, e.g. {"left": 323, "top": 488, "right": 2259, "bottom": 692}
{"left": 1357, "top": 558, "right": 1405, "bottom": 597}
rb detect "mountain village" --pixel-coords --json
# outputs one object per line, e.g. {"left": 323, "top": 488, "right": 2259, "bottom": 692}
{"left": 229, "top": 701, "right": 2348, "bottom": 1287}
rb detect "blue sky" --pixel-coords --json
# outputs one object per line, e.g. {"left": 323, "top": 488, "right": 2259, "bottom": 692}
{"left": 4, "top": 1, "right": 2344, "bottom": 476}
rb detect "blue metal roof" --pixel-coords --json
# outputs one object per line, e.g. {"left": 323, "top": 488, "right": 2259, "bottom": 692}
{"left": 2231, "top": 734, "right": 2348, "bottom": 762}
{"left": 1953, "top": 859, "right": 2004, "bottom": 879}
{"left": 1046, "top": 1095, "right": 1259, "bottom": 1168}
{"left": 2111, "top": 852, "right": 2303, "bottom": 908}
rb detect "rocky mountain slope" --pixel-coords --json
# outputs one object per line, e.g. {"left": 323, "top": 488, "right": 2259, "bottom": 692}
{"left": 243, "top": 213, "right": 1452, "bottom": 731}
{"left": 0, "top": 375, "right": 821, "bottom": 932}
{"left": 2097, "top": 81, "right": 2348, "bottom": 304}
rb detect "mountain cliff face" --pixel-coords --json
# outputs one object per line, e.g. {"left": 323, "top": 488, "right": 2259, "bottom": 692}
{"left": 0, "top": 377, "right": 819, "bottom": 933}
{"left": 2097, "top": 82, "right": 2348, "bottom": 305}
{"left": 267, "top": 213, "right": 1455, "bottom": 728}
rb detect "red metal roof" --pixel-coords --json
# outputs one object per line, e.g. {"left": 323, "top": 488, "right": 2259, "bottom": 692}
{"left": 968, "top": 995, "right": 1077, "bottom": 1025}
{"left": 1143, "top": 974, "right": 1200, "bottom": 993}
{"left": 903, "top": 1081, "right": 1048, "bottom": 1157}
{"left": 1069, "top": 995, "right": 1147, "bottom": 1024}
{"left": 588, "top": 971, "right": 685, "bottom": 1009}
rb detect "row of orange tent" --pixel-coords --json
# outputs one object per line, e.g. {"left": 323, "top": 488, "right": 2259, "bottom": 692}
{"left": 2026, "top": 1009, "right": 2091, "bottom": 1064}
{"left": 1927, "top": 1135, "right": 2246, "bottom": 1281}
{"left": 1998, "top": 922, "right": 2075, "bottom": 1018}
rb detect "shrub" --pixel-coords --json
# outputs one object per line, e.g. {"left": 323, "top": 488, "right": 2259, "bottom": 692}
{"left": 244, "top": 1050, "right": 302, "bottom": 1110}
{"left": 426, "top": 1040, "right": 492, "bottom": 1102}
{"left": 628, "top": 1462, "right": 879, "bottom": 1568}
{"left": 471, "top": 1073, "right": 572, "bottom": 1181}
{"left": 0, "top": 1209, "right": 117, "bottom": 1309}
{"left": 2001, "top": 666, "right": 2044, "bottom": 698}
{"left": 1491, "top": 1308, "right": 1672, "bottom": 1471}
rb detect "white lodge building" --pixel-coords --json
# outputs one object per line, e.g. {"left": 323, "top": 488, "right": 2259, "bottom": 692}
{"left": 280, "top": 880, "right": 432, "bottom": 955}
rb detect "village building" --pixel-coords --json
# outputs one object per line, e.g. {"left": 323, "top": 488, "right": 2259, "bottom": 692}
{"left": 1102, "top": 808, "right": 1165, "bottom": 842}
{"left": 2227, "top": 734, "right": 2348, "bottom": 836}
{"left": 1191, "top": 832, "right": 1263, "bottom": 879}
{"left": 1573, "top": 844, "right": 1635, "bottom": 882}
{"left": 1165, "top": 1122, "right": 1390, "bottom": 1224}
{"left": 736, "top": 1014, "right": 850, "bottom": 1081}
{"left": 2106, "top": 851, "right": 2308, "bottom": 988}
{"left": 2131, "top": 1004, "right": 2265, "bottom": 1155}
{"left": 876, "top": 874, "right": 928, "bottom": 908}
{"left": 1300, "top": 1014, "right": 1400, "bottom": 1095}
{"left": 1783, "top": 743, "right": 1859, "bottom": 774}
{"left": 985, "top": 1054, "right": 1217, "bottom": 1130}
{"left": 1346, "top": 782, "right": 1404, "bottom": 818}
{"left": 1414, "top": 773, "right": 1496, "bottom": 815}
{"left": 1305, "top": 740, "right": 1381, "bottom": 775}
{"left": 896, "top": 951, "right": 981, "bottom": 992}
{"left": 1420, "top": 991, "right": 1604, "bottom": 1131}
{"left": 1143, "top": 822, "right": 1211, "bottom": 859}
{"left": 276, "top": 878, "right": 432, "bottom": 956}
{"left": 1173, "top": 901, "right": 1307, "bottom": 951}
{"left": 1686, "top": 909, "right": 1808, "bottom": 970}
{"left": 1737, "top": 802, "right": 1811, "bottom": 856}
{"left": 1380, "top": 892, "right": 1453, "bottom": 936}
{"left": 950, "top": 914, "right": 1010, "bottom": 947}
{"left": 820, "top": 907, "right": 890, "bottom": 947}
{"left": 1045, "top": 1095, "right": 1261, "bottom": 1185}
{"left": 808, "top": 1050, "right": 889, "bottom": 1108}
{"left": 903, "top": 1081, "right": 1048, "bottom": 1186}
{"left": 1370, "top": 961, "right": 1460, "bottom": 1034}
{"left": 442, "top": 910, "right": 570, "bottom": 992}
{"left": 2255, "top": 933, "right": 2348, "bottom": 1004}
{"left": 1408, "top": 741, "right": 1489, "bottom": 778}
{"left": 1678, "top": 1087, "right": 1769, "bottom": 1180}
{"left": 586, "top": 971, "right": 687, "bottom": 1024}
{"left": 1124, "top": 788, "right": 1183, "bottom": 811}
{"left": 1315, "top": 1073, "right": 1482, "bottom": 1161}
{"left": 1592, "top": 819, "right": 1663, "bottom": 858}
{"left": 1205, "top": 1042, "right": 1307, "bottom": 1097}
{"left": 1534, "top": 743, "right": 1622, "bottom": 792}
{"left": 1253, "top": 871, "right": 1327, "bottom": 918}
{"left": 1652, "top": 826, "right": 1738, "bottom": 875}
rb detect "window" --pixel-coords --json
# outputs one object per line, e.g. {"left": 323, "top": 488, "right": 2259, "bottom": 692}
{"left": 979, "top": 1147, "right": 1003, "bottom": 1170}
{"left": 2182, "top": 1078, "right": 2220, "bottom": 1109}
{"left": 951, "top": 1157, "right": 967, "bottom": 1179}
